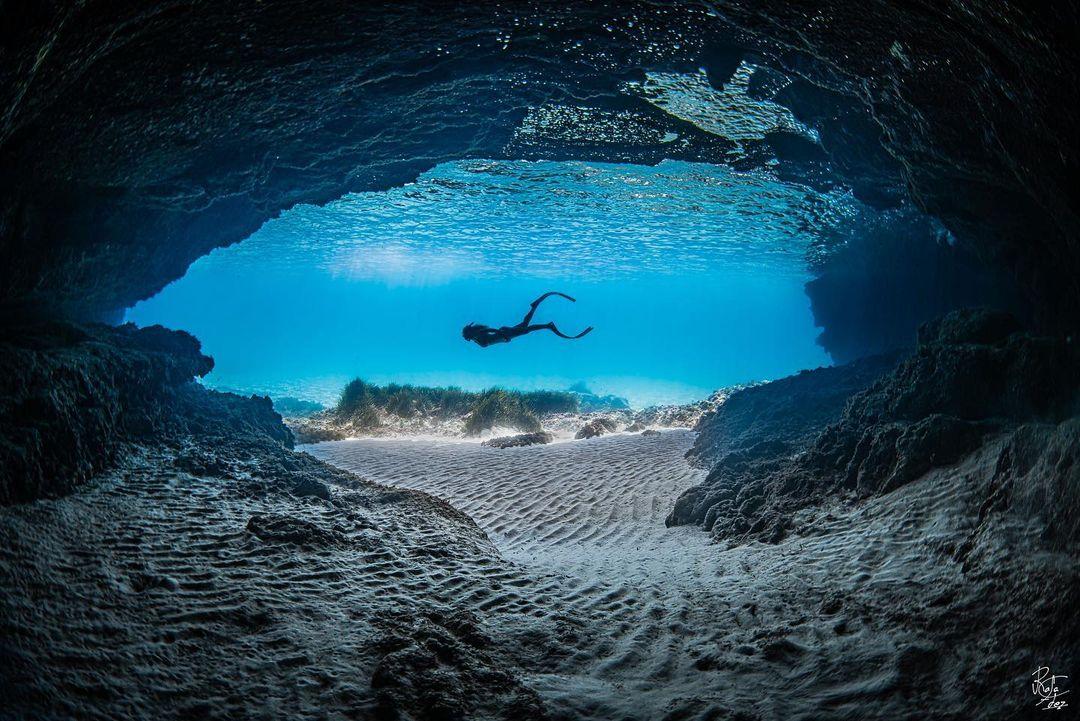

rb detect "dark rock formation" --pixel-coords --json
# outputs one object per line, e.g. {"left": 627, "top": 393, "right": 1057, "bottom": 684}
{"left": 246, "top": 513, "right": 345, "bottom": 547}
{"left": 0, "top": 321, "right": 288, "bottom": 504}
{"left": 671, "top": 310, "right": 1080, "bottom": 544}
{"left": 825, "top": 310, "right": 1078, "bottom": 431}
{"left": 715, "top": 2, "right": 1080, "bottom": 334}
{"left": 482, "top": 432, "right": 554, "bottom": 449}
{"left": 0, "top": 2, "right": 1076, "bottom": 351}
{"left": 809, "top": 308, "right": 1079, "bottom": 496}
{"left": 686, "top": 352, "right": 903, "bottom": 470}
{"left": 967, "top": 419, "right": 1080, "bottom": 555}
{"left": 916, "top": 306, "right": 1026, "bottom": 347}
{"left": 370, "top": 611, "right": 549, "bottom": 721}
{"left": 291, "top": 475, "right": 331, "bottom": 501}
{"left": 575, "top": 417, "right": 618, "bottom": 440}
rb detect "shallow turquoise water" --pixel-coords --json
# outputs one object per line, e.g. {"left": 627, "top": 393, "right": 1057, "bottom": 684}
{"left": 127, "top": 159, "right": 859, "bottom": 406}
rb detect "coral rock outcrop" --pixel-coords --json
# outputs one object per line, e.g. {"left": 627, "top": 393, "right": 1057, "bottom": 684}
{"left": 671, "top": 309, "right": 1080, "bottom": 546}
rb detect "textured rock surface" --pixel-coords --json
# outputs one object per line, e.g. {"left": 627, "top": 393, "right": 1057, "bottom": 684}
{"left": 1, "top": 1, "right": 1076, "bottom": 350}
{"left": 287, "top": 393, "right": 732, "bottom": 443}
{"left": 686, "top": 352, "right": 902, "bottom": 470}
{"left": 482, "top": 431, "right": 554, "bottom": 449}
{"left": 970, "top": 419, "right": 1080, "bottom": 554}
{"left": 671, "top": 310, "right": 1080, "bottom": 544}
{"left": 0, "top": 321, "right": 288, "bottom": 504}
{"left": 575, "top": 417, "right": 618, "bottom": 440}
{"left": 720, "top": 2, "right": 1080, "bottom": 335}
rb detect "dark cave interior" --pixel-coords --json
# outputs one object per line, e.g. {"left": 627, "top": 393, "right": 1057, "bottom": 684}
{"left": 1, "top": 2, "right": 1078, "bottom": 719}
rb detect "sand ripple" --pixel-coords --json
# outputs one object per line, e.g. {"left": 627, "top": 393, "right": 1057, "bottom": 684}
{"left": 306, "top": 430, "right": 1007, "bottom": 720}
{"left": 307, "top": 431, "right": 712, "bottom": 584}
{"left": 1, "top": 430, "right": 1020, "bottom": 719}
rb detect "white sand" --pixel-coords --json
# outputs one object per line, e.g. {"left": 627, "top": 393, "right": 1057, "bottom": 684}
{"left": 307, "top": 430, "right": 1004, "bottom": 719}
{"left": 307, "top": 431, "right": 713, "bottom": 583}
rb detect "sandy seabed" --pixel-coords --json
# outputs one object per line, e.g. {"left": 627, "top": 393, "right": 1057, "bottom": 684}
{"left": 308, "top": 430, "right": 990, "bottom": 719}
{"left": 1, "top": 428, "right": 1022, "bottom": 719}
{"left": 307, "top": 432, "right": 712, "bottom": 583}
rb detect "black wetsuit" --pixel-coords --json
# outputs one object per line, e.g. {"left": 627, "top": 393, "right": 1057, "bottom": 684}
{"left": 462, "top": 292, "right": 593, "bottom": 348}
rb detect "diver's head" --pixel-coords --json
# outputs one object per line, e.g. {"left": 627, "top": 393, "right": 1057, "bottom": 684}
{"left": 462, "top": 323, "right": 480, "bottom": 341}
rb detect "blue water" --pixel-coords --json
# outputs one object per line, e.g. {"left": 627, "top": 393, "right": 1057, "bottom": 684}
{"left": 127, "top": 159, "right": 856, "bottom": 407}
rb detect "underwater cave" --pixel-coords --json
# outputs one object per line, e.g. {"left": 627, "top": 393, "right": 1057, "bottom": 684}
{"left": 1, "top": 2, "right": 1077, "bottom": 719}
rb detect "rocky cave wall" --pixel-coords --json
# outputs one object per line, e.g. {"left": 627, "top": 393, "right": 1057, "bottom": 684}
{"left": 675, "top": 308, "right": 1080, "bottom": 543}
{"left": 1, "top": 1, "right": 1077, "bottom": 358}
{"left": 0, "top": 321, "right": 292, "bottom": 504}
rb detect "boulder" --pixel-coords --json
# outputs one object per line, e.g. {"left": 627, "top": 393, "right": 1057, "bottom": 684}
{"left": 482, "top": 432, "right": 554, "bottom": 449}
{"left": 575, "top": 417, "right": 618, "bottom": 439}
{"left": 292, "top": 476, "right": 332, "bottom": 501}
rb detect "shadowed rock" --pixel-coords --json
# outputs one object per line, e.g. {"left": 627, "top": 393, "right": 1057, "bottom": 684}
{"left": 246, "top": 513, "right": 344, "bottom": 547}
{"left": 686, "top": 352, "right": 903, "bottom": 470}
{"left": 805, "top": 223, "right": 1029, "bottom": 362}
{"left": 0, "top": 321, "right": 289, "bottom": 504}
{"left": 672, "top": 309, "right": 1080, "bottom": 544}
{"left": 370, "top": 611, "right": 549, "bottom": 721}
{"left": 291, "top": 476, "right": 332, "bottom": 501}
{"left": 575, "top": 417, "right": 618, "bottom": 439}
{"left": 482, "top": 432, "right": 554, "bottom": 449}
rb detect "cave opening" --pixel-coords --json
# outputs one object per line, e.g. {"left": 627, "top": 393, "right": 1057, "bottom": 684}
{"left": 126, "top": 157, "right": 854, "bottom": 408}
{"left": 121, "top": 57, "right": 982, "bottom": 414}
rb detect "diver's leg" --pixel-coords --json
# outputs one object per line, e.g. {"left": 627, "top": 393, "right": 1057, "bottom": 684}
{"left": 521, "top": 291, "right": 576, "bottom": 324}
{"left": 526, "top": 323, "right": 593, "bottom": 339}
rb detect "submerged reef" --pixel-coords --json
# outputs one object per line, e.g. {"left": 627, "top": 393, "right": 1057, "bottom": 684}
{"left": 289, "top": 380, "right": 580, "bottom": 440}
{"left": 286, "top": 379, "right": 736, "bottom": 442}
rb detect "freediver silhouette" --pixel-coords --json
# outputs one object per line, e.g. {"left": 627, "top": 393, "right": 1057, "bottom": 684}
{"left": 462, "top": 292, "right": 593, "bottom": 348}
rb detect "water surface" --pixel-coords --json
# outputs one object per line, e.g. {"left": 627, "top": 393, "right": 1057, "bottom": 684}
{"left": 128, "top": 159, "right": 851, "bottom": 405}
